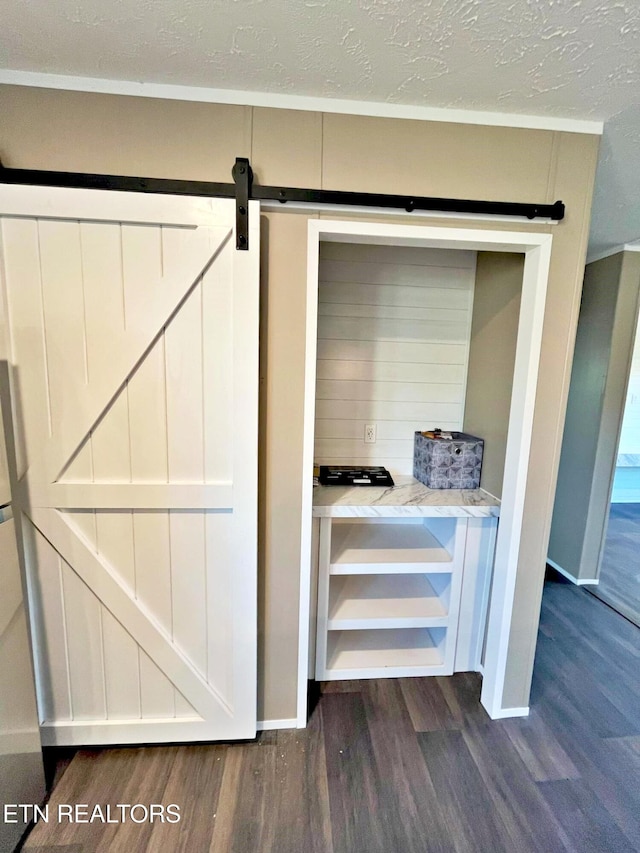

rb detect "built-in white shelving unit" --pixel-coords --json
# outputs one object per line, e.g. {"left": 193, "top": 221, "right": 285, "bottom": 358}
{"left": 315, "top": 512, "right": 469, "bottom": 680}
{"left": 312, "top": 478, "right": 500, "bottom": 682}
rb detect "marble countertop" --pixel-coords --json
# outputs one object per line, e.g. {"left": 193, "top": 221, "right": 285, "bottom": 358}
{"left": 312, "top": 475, "right": 501, "bottom": 518}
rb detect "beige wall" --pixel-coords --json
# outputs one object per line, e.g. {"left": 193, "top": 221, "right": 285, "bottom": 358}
{"left": 548, "top": 252, "right": 622, "bottom": 580}
{"left": 549, "top": 251, "right": 640, "bottom": 583}
{"left": 0, "top": 85, "right": 599, "bottom": 716}
{"left": 464, "top": 253, "right": 524, "bottom": 500}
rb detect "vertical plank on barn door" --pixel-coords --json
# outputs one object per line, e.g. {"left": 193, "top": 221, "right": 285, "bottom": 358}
{"left": 0, "top": 218, "right": 51, "bottom": 480}
{"left": 61, "top": 560, "right": 106, "bottom": 720}
{"left": 128, "top": 331, "right": 185, "bottom": 715}
{"left": 169, "top": 511, "right": 208, "bottom": 680}
{"left": 206, "top": 511, "right": 234, "bottom": 705}
{"left": 164, "top": 269, "right": 208, "bottom": 683}
{"left": 101, "top": 608, "right": 141, "bottom": 720}
{"left": 203, "top": 235, "right": 233, "bottom": 484}
{"left": 128, "top": 333, "right": 168, "bottom": 483}
{"left": 165, "top": 274, "right": 205, "bottom": 483}
{"left": 122, "top": 224, "right": 163, "bottom": 335}
{"left": 38, "top": 221, "right": 88, "bottom": 454}
{"left": 91, "top": 389, "right": 135, "bottom": 595}
{"left": 79, "top": 222, "right": 126, "bottom": 390}
{"left": 202, "top": 242, "right": 235, "bottom": 703}
{"left": 140, "top": 649, "right": 175, "bottom": 719}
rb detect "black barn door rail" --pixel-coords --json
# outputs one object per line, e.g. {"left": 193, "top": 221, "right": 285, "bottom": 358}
{"left": 0, "top": 156, "right": 565, "bottom": 251}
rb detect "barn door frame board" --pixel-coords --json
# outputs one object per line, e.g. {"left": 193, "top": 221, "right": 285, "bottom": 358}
{"left": 0, "top": 157, "right": 565, "bottom": 252}
{"left": 298, "top": 219, "right": 553, "bottom": 724}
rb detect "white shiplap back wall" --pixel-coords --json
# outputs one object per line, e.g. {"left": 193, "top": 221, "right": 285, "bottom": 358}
{"left": 315, "top": 243, "right": 477, "bottom": 475}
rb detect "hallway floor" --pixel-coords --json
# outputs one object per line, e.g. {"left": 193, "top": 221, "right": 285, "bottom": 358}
{"left": 593, "top": 502, "right": 640, "bottom": 627}
{"left": 23, "top": 576, "right": 640, "bottom": 853}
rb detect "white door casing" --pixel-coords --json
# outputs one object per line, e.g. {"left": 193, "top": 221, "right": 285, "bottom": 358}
{"left": 299, "top": 219, "right": 553, "bottom": 723}
{"left": 0, "top": 186, "right": 259, "bottom": 745}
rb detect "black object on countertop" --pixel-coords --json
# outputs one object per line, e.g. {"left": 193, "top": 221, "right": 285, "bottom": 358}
{"left": 318, "top": 466, "right": 395, "bottom": 487}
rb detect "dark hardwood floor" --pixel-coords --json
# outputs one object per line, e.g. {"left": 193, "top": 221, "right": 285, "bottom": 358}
{"left": 592, "top": 502, "right": 640, "bottom": 627}
{"left": 22, "top": 576, "right": 640, "bottom": 853}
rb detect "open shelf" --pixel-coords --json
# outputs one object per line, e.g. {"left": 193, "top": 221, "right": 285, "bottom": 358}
{"left": 330, "top": 522, "right": 453, "bottom": 574}
{"left": 315, "top": 515, "right": 472, "bottom": 681}
{"left": 325, "top": 627, "right": 447, "bottom": 678}
{"left": 327, "top": 573, "right": 450, "bottom": 629}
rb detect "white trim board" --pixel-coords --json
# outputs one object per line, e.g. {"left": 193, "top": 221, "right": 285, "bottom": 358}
{"left": 256, "top": 719, "right": 297, "bottom": 732}
{"left": 487, "top": 706, "right": 530, "bottom": 720}
{"left": 297, "top": 219, "right": 554, "bottom": 724}
{"left": 0, "top": 70, "right": 604, "bottom": 136}
{"left": 586, "top": 243, "right": 640, "bottom": 265}
{"left": 546, "top": 558, "right": 600, "bottom": 586}
{"left": 40, "top": 717, "right": 298, "bottom": 744}
{"left": 261, "top": 200, "right": 560, "bottom": 227}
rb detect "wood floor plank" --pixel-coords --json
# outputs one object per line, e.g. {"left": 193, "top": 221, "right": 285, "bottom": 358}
{"left": 255, "top": 728, "right": 279, "bottom": 745}
{"left": 144, "top": 744, "right": 227, "bottom": 852}
{"left": 539, "top": 587, "right": 640, "bottom": 726}
{"left": 24, "top": 847, "right": 84, "bottom": 852}
{"left": 93, "top": 747, "right": 180, "bottom": 853}
{"left": 460, "top": 719, "right": 573, "bottom": 852}
{"left": 24, "top": 748, "right": 171, "bottom": 851}
{"left": 533, "top": 632, "right": 639, "bottom": 738}
{"left": 537, "top": 779, "right": 638, "bottom": 853}
{"left": 533, "top": 666, "right": 640, "bottom": 846}
{"left": 542, "top": 582, "right": 640, "bottom": 666}
{"left": 362, "top": 679, "right": 456, "bottom": 853}
{"left": 577, "top": 735, "right": 640, "bottom": 848}
{"left": 209, "top": 742, "right": 277, "bottom": 853}
{"left": 269, "top": 711, "right": 334, "bottom": 853}
{"left": 399, "top": 676, "right": 463, "bottom": 732}
{"left": 208, "top": 747, "right": 244, "bottom": 853}
{"left": 321, "top": 691, "right": 397, "bottom": 853}
{"left": 417, "top": 730, "right": 515, "bottom": 853}
{"left": 611, "top": 734, "right": 640, "bottom": 758}
{"left": 320, "top": 680, "right": 367, "bottom": 694}
{"left": 499, "top": 709, "right": 580, "bottom": 782}
{"left": 436, "top": 672, "right": 492, "bottom": 728}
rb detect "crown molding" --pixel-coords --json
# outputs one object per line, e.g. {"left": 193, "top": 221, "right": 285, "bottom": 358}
{"left": 0, "top": 70, "right": 604, "bottom": 136}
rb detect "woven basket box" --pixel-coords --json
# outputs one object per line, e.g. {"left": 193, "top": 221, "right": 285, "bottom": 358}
{"left": 413, "top": 431, "right": 484, "bottom": 490}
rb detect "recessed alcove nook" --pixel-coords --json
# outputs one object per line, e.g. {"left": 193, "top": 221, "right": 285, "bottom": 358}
{"left": 298, "top": 218, "right": 552, "bottom": 723}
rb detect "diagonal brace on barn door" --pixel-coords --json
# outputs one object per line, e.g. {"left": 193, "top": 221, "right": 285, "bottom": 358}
{"left": 0, "top": 156, "right": 566, "bottom": 254}
{"left": 27, "top": 507, "right": 233, "bottom": 720}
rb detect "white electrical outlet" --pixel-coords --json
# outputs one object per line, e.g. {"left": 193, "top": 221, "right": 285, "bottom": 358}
{"left": 364, "top": 424, "right": 377, "bottom": 443}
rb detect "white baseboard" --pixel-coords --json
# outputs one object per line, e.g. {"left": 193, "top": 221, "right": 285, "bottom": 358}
{"left": 256, "top": 718, "right": 298, "bottom": 732}
{"left": 488, "top": 705, "right": 530, "bottom": 720}
{"left": 546, "top": 558, "right": 599, "bottom": 586}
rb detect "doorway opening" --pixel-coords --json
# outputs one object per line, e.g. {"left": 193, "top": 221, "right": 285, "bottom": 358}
{"left": 595, "top": 305, "right": 640, "bottom": 625}
{"left": 298, "top": 219, "right": 553, "bottom": 726}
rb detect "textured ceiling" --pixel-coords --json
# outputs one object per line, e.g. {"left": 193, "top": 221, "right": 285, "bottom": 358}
{"left": 2, "top": 0, "right": 640, "bottom": 254}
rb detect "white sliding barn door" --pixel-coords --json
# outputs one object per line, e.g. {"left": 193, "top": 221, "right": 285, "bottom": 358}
{"left": 0, "top": 187, "right": 259, "bottom": 745}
